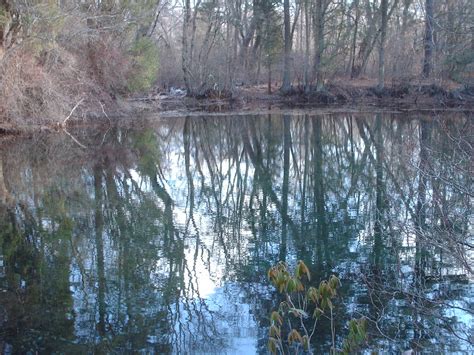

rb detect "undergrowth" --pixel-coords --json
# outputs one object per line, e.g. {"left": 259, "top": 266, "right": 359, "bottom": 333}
{"left": 0, "top": 3, "right": 159, "bottom": 125}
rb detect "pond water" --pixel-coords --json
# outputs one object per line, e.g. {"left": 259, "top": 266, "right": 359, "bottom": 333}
{"left": 0, "top": 112, "right": 472, "bottom": 353}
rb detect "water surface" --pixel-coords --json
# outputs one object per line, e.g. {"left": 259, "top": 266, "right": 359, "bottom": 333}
{"left": 0, "top": 112, "right": 472, "bottom": 353}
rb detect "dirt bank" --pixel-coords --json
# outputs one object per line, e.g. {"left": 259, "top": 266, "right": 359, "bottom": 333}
{"left": 1, "top": 81, "right": 473, "bottom": 137}
{"left": 155, "top": 81, "right": 474, "bottom": 114}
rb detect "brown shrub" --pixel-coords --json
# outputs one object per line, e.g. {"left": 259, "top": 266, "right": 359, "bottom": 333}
{"left": 0, "top": 8, "right": 135, "bottom": 125}
{"left": 0, "top": 40, "right": 134, "bottom": 124}
{"left": 82, "top": 35, "right": 131, "bottom": 95}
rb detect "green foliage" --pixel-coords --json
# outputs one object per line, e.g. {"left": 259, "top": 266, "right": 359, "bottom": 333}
{"left": 127, "top": 37, "right": 159, "bottom": 92}
{"left": 0, "top": 4, "right": 10, "bottom": 27}
{"left": 262, "top": 9, "right": 283, "bottom": 67}
{"left": 267, "top": 261, "right": 367, "bottom": 354}
{"left": 342, "top": 318, "right": 368, "bottom": 354}
{"left": 133, "top": 130, "right": 162, "bottom": 175}
{"left": 26, "top": 3, "right": 65, "bottom": 39}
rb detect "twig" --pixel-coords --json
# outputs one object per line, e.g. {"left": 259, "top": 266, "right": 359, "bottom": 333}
{"left": 98, "top": 99, "right": 111, "bottom": 124}
{"left": 63, "top": 128, "right": 87, "bottom": 149}
{"left": 99, "top": 126, "right": 111, "bottom": 146}
{"left": 127, "top": 97, "right": 160, "bottom": 102}
{"left": 62, "top": 98, "right": 84, "bottom": 125}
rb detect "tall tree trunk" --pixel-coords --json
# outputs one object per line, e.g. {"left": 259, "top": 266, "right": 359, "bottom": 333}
{"left": 182, "top": 0, "right": 192, "bottom": 94}
{"left": 268, "top": 62, "right": 272, "bottom": 94}
{"left": 352, "top": 0, "right": 399, "bottom": 79}
{"left": 422, "top": 0, "right": 434, "bottom": 78}
{"left": 350, "top": 0, "right": 360, "bottom": 79}
{"left": 304, "top": 0, "right": 311, "bottom": 92}
{"left": 240, "top": 0, "right": 258, "bottom": 69}
{"left": 301, "top": 115, "right": 309, "bottom": 224}
{"left": 281, "top": 0, "right": 292, "bottom": 93}
{"left": 378, "top": 0, "right": 388, "bottom": 89}
{"left": 312, "top": 117, "right": 329, "bottom": 264}
{"left": 373, "top": 114, "right": 385, "bottom": 266}
{"left": 146, "top": 0, "right": 162, "bottom": 37}
{"left": 93, "top": 166, "right": 106, "bottom": 336}
{"left": 395, "top": 0, "right": 412, "bottom": 76}
{"left": 313, "top": 0, "right": 324, "bottom": 91}
{"left": 280, "top": 115, "right": 291, "bottom": 261}
{"left": 414, "top": 119, "right": 432, "bottom": 296}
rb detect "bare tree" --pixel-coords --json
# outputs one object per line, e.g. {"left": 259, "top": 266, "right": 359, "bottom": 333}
{"left": 281, "top": 0, "right": 292, "bottom": 93}
{"left": 378, "top": 0, "right": 388, "bottom": 89}
{"left": 422, "top": 0, "right": 434, "bottom": 78}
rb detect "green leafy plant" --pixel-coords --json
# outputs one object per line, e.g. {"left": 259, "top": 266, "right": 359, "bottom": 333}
{"left": 342, "top": 318, "right": 368, "bottom": 354}
{"left": 127, "top": 37, "right": 159, "bottom": 92}
{"left": 267, "top": 261, "right": 367, "bottom": 354}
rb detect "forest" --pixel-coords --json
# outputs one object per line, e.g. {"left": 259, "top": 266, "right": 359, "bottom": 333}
{"left": 0, "top": 0, "right": 473, "bottom": 125}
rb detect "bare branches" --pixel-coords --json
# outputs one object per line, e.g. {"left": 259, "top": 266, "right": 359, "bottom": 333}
{"left": 97, "top": 100, "right": 111, "bottom": 124}
{"left": 62, "top": 98, "right": 84, "bottom": 126}
{"left": 62, "top": 128, "right": 87, "bottom": 149}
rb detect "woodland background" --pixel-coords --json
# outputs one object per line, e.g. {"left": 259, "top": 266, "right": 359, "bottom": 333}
{"left": 0, "top": 0, "right": 472, "bottom": 123}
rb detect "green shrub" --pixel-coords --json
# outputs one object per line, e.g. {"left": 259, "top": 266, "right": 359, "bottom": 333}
{"left": 127, "top": 37, "right": 159, "bottom": 92}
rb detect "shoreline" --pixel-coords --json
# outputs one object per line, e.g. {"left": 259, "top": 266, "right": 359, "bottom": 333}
{"left": 1, "top": 83, "right": 473, "bottom": 136}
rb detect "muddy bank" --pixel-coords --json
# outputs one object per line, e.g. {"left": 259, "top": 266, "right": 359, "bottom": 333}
{"left": 155, "top": 82, "right": 474, "bottom": 114}
{"left": 1, "top": 82, "right": 473, "bottom": 137}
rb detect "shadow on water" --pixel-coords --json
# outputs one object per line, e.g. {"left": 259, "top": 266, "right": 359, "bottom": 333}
{"left": 0, "top": 112, "right": 472, "bottom": 353}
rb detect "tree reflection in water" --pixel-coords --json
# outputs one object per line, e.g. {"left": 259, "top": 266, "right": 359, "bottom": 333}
{"left": 0, "top": 113, "right": 472, "bottom": 353}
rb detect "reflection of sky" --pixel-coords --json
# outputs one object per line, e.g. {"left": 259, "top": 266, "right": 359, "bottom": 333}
{"left": 168, "top": 170, "right": 261, "bottom": 353}
{"left": 171, "top": 283, "right": 260, "bottom": 354}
